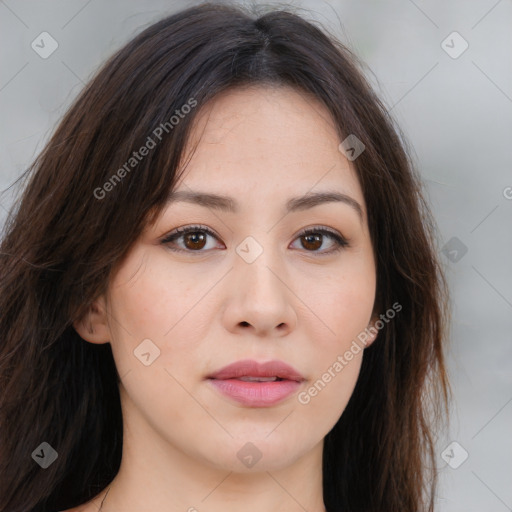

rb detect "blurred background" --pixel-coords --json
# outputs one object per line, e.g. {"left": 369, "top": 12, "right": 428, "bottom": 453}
{"left": 1, "top": 0, "right": 511, "bottom": 510}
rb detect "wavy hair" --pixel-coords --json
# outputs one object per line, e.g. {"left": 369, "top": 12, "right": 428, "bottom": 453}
{"left": 0, "top": 3, "right": 450, "bottom": 511}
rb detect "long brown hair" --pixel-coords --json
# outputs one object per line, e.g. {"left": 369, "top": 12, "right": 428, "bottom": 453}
{"left": 0, "top": 3, "right": 450, "bottom": 511}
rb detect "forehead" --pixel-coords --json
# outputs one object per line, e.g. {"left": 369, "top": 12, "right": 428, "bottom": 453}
{"left": 176, "top": 85, "right": 365, "bottom": 209}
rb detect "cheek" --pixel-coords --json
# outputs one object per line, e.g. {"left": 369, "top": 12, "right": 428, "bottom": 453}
{"left": 289, "top": 233, "right": 376, "bottom": 337}
{"left": 294, "top": 284, "right": 369, "bottom": 425}
{"left": 109, "top": 250, "right": 200, "bottom": 336}
{"left": 298, "top": 351, "right": 363, "bottom": 420}
{"left": 297, "top": 268, "right": 375, "bottom": 350}
{"left": 106, "top": 249, "right": 219, "bottom": 379}
{"left": 292, "top": 265, "right": 374, "bottom": 416}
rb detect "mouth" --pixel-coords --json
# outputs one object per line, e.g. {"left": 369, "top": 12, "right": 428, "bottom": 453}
{"left": 206, "top": 359, "right": 305, "bottom": 407}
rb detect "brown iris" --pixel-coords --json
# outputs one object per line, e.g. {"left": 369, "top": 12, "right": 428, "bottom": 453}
{"left": 301, "top": 233, "right": 322, "bottom": 251}
{"left": 183, "top": 231, "right": 207, "bottom": 250}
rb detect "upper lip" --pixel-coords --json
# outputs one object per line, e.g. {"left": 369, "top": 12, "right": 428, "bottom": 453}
{"left": 207, "top": 359, "right": 305, "bottom": 382}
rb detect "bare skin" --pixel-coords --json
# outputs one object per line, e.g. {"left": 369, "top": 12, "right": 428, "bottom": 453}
{"left": 71, "top": 85, "right": 378, "bottom": 512}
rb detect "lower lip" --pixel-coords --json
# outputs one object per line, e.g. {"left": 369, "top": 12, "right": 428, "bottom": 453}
{"left": 208, "top": 378, "right": 301, "bottom": 407}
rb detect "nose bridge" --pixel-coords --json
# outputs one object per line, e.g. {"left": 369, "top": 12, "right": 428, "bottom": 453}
{"left": 234, "top": 233, "right": 285, "bottom": 301}
{"left": 223, "top": 232, "right": 297, "bottom": 335}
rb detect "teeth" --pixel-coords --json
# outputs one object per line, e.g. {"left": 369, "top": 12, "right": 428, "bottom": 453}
{"left": 239, "top": 376, "right": 278, "bottom": 382}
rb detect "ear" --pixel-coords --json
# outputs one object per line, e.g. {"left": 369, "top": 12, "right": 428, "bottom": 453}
{"left": 73, "top": 295, "right": 111, "bottom": 344}
{"left": 364, "top": 313, "right": 381, "bottom": 348}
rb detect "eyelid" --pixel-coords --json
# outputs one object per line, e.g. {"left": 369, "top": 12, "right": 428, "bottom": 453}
{"left": 160, "top": 224, "right": 349, "bottom": 254}
{"left": 291, "top": 225, "right": 350, "bottom": 254}
{"left": 160, "top": 224, "right": 223, "bottom": 248}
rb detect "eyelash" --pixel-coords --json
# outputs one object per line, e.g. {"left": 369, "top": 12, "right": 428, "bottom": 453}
{"left": 160, "top": 224, "right": 349, "bottom": 255}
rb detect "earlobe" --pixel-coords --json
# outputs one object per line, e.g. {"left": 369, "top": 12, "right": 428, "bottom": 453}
{"left": 73, "top": 296, "right": 111, "bottom": 344}
{"left": 364, "top": 314, "right": 381, "bottom": 347}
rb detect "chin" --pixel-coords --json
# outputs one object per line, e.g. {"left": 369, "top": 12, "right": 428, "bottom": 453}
{"left": 200, "top": 435, "right": 313, "bottom": 473}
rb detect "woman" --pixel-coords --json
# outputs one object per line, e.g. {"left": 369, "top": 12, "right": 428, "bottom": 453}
{"left": 0, "top": 3, "right": 450, "bottom": 511}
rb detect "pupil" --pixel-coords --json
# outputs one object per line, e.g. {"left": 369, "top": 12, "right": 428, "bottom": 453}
{"left": 303, "top": 234, "right": 321, "bottom": 250}
{"left": 186, "top": 232, "right": 206, "bottom": 249}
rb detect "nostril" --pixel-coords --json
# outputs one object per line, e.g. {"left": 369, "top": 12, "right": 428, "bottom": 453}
{"left": 240, "top": 321, "right": 250, "bottom": 327}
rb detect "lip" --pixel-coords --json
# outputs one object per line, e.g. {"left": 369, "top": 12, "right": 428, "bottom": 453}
{"left": 207, "top": 359, "right": 305, "bottom": 407}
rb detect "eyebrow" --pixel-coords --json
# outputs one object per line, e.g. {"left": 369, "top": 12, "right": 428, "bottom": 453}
{"left": 166, "top": 189, "right": 364, "bottom": 222}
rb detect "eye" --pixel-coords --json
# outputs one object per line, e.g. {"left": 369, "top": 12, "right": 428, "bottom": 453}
{"left": 290, "top": 226, "right": 349, "bottom": 254}
{"left": 160, "top": 225, "right": 224, "bottom": 253}
{"left": 160, "top": 224, "right": 349, "bottom": 255}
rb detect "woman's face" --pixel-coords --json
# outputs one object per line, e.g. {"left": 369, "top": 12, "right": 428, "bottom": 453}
{"left": 84, "top": 85, "right": 377, "bottom": 473}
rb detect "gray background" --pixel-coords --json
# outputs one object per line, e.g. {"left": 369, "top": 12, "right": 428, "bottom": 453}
{"left": 1, "top": 0, "right": 511, "bottom": 510}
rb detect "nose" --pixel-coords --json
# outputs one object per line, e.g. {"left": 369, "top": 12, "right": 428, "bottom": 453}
{"left": 221, "top": 248, "right": 298, "bottom": 338}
